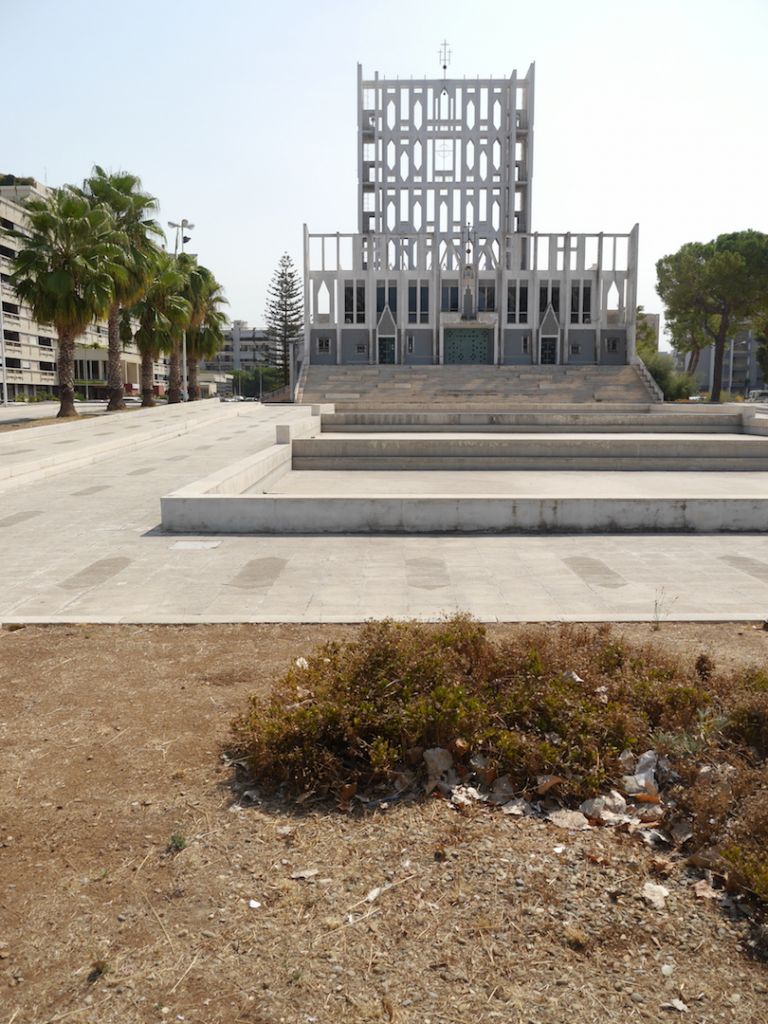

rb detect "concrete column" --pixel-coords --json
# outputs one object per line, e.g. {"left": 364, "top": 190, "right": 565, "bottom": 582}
{"left": 595, "top": 234, "right": 604, "bottom": 365}
{"left": 563, "top": 232, "right": 571, "bottom": 365}
{"left": 626, "top": 223, "right": 640, "bottom": 364}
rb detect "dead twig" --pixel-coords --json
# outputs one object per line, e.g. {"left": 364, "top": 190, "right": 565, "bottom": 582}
{"left": 143, "top": 896, "right": 176, "bottom": 954}
{"left": 43, "top": 994, "right": 112, "bottom": 1023}
{"left": 344, "top": 872, "right": 416, "bottom": 914}
{"left": 168, "top": 953, "right": 199, "bottom": 994}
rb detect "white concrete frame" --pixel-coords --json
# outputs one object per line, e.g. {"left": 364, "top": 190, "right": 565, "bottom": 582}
{"left": 302, "top": 63, "right": 639, "bottom": 369}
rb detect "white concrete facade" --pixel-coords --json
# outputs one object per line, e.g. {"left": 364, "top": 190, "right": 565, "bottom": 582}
{"left": 303, "top": 64, "right": 639, "bottom": 371}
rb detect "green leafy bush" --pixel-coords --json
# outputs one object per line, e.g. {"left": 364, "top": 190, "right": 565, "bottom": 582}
{"left": 641, "top": 351, "right": 697, "bottom": 400}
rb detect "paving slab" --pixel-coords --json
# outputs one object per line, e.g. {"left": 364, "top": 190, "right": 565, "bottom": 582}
{"left": 262, "top": 469, "right": 768, "bottom": 498}
{"left": 1, "top": 402, "right": 768, "bottom": 623}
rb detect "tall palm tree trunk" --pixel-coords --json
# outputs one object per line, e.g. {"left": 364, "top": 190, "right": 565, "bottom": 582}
{"left": 140, "top": 351, "right": 156, "bottom": 407}
{"left": 106, "top": 303, "right": 126, "bottom": 411}
{"left": 57, "top": 330, "right": 78, "bottom": 418}
{"left": 168, "top": 340, "right": 182, "bottom": 404}
{"left": 188, "top": 356, "right": 200, "bottom": 401}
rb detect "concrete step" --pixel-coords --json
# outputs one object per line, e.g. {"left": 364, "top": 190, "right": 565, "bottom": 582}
{"left": 292, "top": 433, "right": 768, "bottom": 472}
{"left": 301, "top": 364, "right": 654, "bottom": 406}
{"left": 322, "top": 411, "right": 743, "bottom": 434}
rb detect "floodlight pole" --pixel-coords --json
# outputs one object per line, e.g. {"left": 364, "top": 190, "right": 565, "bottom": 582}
{"left": 168, "top": 218, "right": 195, "bottom": 401}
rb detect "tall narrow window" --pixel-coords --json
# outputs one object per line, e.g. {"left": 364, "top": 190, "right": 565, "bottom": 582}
{"left": 376, "top": 282, "right": 386, "bottom": 315}
{"left": 408, "top": 281, "right": 418, "bottom": 323}
{"left": 507, "top": 283, "right": 517, "bottom": 323}
{"left": 551, "top": 284, "right": 560, "bottom": 316}
{"left": 344, "top": 282, "right": 354, "bottom": 324}
{"left": 388, "top": 282, "right": 397, "bottom": 315}
{"left": 356, "top": 283, "right": 366, "bottom": 323}
{"left": 570, "top": 284, "right": 580, "bottom": 324}
{"left": 420, "top": 281, "right": 429, "bottom": 323}
{"left": 442, "top": 283, "right": 459, "bottom": 312}
{"left": 582, "top": 284, "right": 591, "bottom": 324}
{"left": 519, "top": 283, "right": 528, "bottom": 321}
{"left": 478, "top": 283, "right": 495, "bottom": 312}
{"left": 539, "top": 284, "right": 548, "bottom": 315}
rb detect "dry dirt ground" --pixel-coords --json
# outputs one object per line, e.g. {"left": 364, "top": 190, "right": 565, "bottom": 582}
{"left": 0, "top": 415, "right": 99, "bottom": 433}
{"left": 1, "top": 622, "right": 768, "bottom": 1024}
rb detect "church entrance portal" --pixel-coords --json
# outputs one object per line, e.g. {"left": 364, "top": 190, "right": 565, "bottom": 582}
{"left": 378, "top": 336, "right": 396, "bottom": 364}
{"left": 540, "top": 337, "right": 557, "bottom": 364}
{"left": 444, "top": 327, "right": 493, "bottom": 364}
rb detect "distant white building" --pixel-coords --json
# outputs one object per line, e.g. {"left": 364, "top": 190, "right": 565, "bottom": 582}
{"left": 1, "top": 177, "right": 169, "bottom": 401}
{"left": 303, "top": 62, "right": 639, "bottom": 369}
{"left": 683, "top": 326, "right": 767, "bottom": 397}
{"left": 202, "top": 320, "right": 271, "bottom": 375}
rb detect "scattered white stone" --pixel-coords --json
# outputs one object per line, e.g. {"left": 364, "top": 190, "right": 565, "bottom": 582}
{"left": 563, "top": 670, "right": 584, "bottom": 683}
{"left": 661, "top": 998, "right": 689, "bottom": 1013}
{"left": 642, "top": 881, "right": 670, "bottom": 910}
{"left": 500, "top": 798, "right": 532, "bottom": 817}
{"left": 294, "top": 657, "right": 309, "bottom": 670}
{"left": 548, "top": 809, "right": 590, "bottom": 831}
{"left": 450, "top": 785, "right": 485, "bottom": 808}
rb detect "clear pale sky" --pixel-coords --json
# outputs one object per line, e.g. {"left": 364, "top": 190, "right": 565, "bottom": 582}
{"left": 4, "top": 0, "right": 767, "bottom": 339}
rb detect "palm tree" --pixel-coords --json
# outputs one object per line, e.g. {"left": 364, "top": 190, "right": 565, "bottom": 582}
{"left": 127, "top": 252, "right": 190, "bottom": 408}
{"left": 10, "top": 188, "right": 125, "bottom": 417}
{"left": 167, "top": 252, "right": 203, "bottom": 404}
{"left": 82, "top": 167, "right": 162, "bottom": 411}
{"left": 185, "top": 267, "right": 228, "bottom": 400}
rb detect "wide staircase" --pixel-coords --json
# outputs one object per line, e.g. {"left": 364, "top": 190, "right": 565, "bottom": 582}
{"left": 299, "top": 364, "right": 658, "bottom": 408}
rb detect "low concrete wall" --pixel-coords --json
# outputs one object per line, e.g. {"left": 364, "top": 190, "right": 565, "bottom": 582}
{"left": 159, "top": 493, "right": 768, "bottom": 535}
{"left": 161, "top": 412, "right": 322, "bottom": 517}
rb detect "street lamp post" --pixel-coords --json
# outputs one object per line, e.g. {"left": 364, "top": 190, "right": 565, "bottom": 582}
{"left": 168, "top": 218, "right": 195, "bottom": 401}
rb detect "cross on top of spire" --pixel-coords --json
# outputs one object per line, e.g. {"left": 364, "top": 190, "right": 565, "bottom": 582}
{"left": 439, "top": 40, "right": 451, "bottom": 79}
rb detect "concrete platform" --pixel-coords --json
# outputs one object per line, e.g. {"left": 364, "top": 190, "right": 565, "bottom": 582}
{"left": 2, "top": 400, "right": 768, "bottom": 622}
{"left": 263, "top": 469, "right": 768, "bottom": 499}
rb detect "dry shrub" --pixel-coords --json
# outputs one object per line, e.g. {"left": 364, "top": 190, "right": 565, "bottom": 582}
{"left": 231, "top": 617, "right": 710, "bottom": 799}
{"left": 231, "top": 616, "right": 768, "bottom": 905}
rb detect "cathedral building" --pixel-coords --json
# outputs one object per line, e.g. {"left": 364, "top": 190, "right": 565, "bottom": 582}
{"left": 303, "top": 62, "right": 638, "bottom": 369}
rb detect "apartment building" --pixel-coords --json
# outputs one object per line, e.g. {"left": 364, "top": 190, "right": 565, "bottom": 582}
{"left": 0, "top": 177, "right": 169, "bottom": 401}
{"left": 684, "top": 326, "right": 767, "bottom": 397}
{"left": 202, "top": 320, "right": 271, "bottom": 376}
{"left": 303, "top": 63, "right": 639, "bottom": 367}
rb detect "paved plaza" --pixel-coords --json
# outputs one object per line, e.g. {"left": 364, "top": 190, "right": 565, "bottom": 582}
{"left": 1, "top": 402, "right": 768, "bottom": 623}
